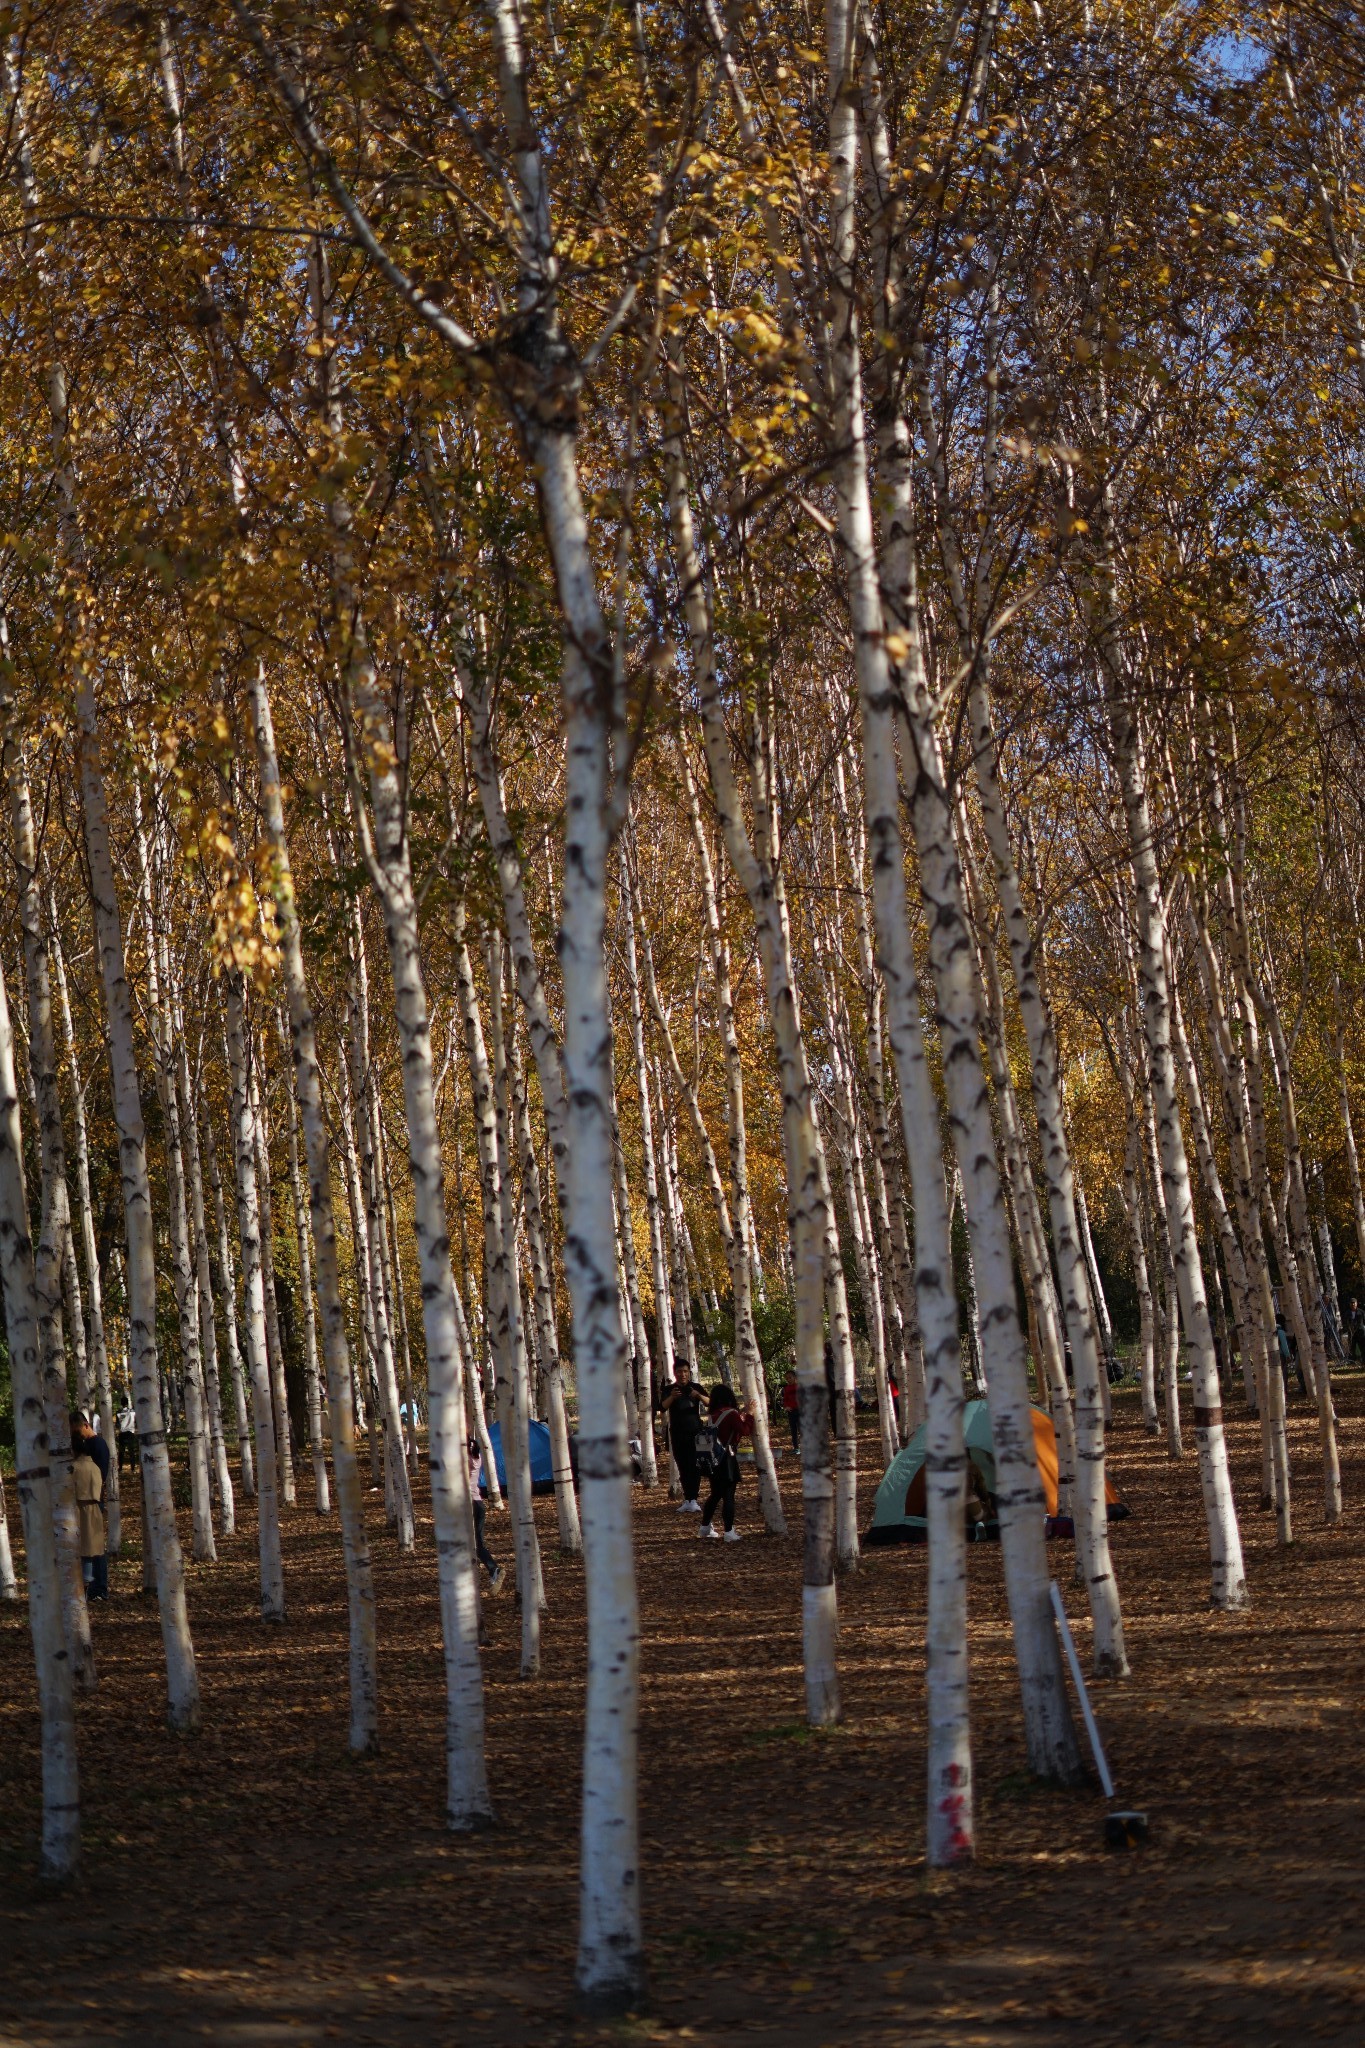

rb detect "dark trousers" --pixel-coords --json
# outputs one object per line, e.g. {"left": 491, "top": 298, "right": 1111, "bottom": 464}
{"left": 473, "top": 1499, "right": 497, "bottom": 1576}
{"left": 118, "top": 1432, "right": 138, "bottom": 1472}
{"left": 89, "top": 1550, "right": 109, "bottom": 1599}
{"left": 786, "top": 1409, "right": 801, "bottom": 1453}
{"left": 674, "top": 1441, "right": 700, "bottom": 1503}
{"left": 700, "top": 1470, "right": 737, "bottom": 1532}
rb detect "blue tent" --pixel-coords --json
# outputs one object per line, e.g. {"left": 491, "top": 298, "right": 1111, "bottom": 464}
{"left": 483, "top": 1419, "right": 557, "bottom": 1495}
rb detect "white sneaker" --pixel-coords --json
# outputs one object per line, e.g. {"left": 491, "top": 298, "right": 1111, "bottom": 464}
{"left": 676, "top": 1500, "right": 693, "bottom": 1513}
{"left": 723, "top": 1529, "right": 741, "bottom": 1543}
{"left": 701, "top": 1523, "right": 722, "bottom": 1539}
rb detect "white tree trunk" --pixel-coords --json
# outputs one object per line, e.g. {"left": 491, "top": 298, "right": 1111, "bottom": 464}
{"left": 663, "top": 374, "right": 838, "bottom": 1724}
{"left": 279, "top": 1014, "right": 330, "bottom": 1513}
{"left": 1256, "top": 984, "right": 1341, "bottom": 1518}
{"left": 49, "top": 915, "right": 119, "bottom": 1550}
{"left": 0, "top": 956, "right": 80, "bottom": 1875}
{"left": 610, "top": 1101, "right": 658, "bottom": 1490}
{"left": 225, "top": 973, "right": 287, "bottom": 1618}
{"left": 76, "top": 666, "right": 199, "bottom": 1725}
{"left": 487, "top": 931, "right": 546, "bottom": 1676}
{"left": 5, "top": 732, "right": 93, "bottom": 1688}
{"left": 204, "top": 1107, "right": 254, "bottom": 1498}
{"left": 250, "top": 1063, "right": 297, "bottom": 1510}
{"left": 136, "top": 805, "right": 216, "bottom": 1566}
{"left": 958, "top": 719, "right": 1126, "bottom": 1673}
{"left": 452, "top": 906, "right": 542, "bottom": 1618}
{"left": 178, "top": 1033, "right": 234, "bottom": 1538}
{"left": 634, "top": 850, "right": 785, "bottom": 1531}
{"left": 251, "top": 667, "right": 379, "bottom": 1750}
{"left": 343, "top": 926, "right": 415, "bottom": 1548}
{"left": 1335, "top": 1021, "right": 1365, "bottom": 1282}
{"left": 1105, "top": 689, "right": 1247, "bottom": 1605}
{"left": 0, "top": 1465, "right": 16, "bottom": 1599}
{"left": 329, "top": 551, "right": 490, "bottom": 1820}
{"left": 1122, "top": 1106, "right": 1159, "bottom": 1430}
{"left": 824, "top": 0, "right": 979, "bottom": 1841}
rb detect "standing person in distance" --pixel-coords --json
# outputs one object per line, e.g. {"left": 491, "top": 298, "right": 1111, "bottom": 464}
{"left": 698, "top": 1383, "right": 750, "bottom": 1543}
{"left": 662, "top": 1359, "right": 704, "bottom": 1512}
{"left": 116, "top": 1394, "right": 138, "bottom": 1472}
{"left": 780, "top": 1366, "right": 801, "bottom": 1454}
{"left": 468, "top": 1438, "right": 505, "bottom": 1593}
{"left": 71, "top": 1410, "right": 110, "bottom": 1599}
{"left": 71, "top": 1421, "right": 107, "bottom": 1600}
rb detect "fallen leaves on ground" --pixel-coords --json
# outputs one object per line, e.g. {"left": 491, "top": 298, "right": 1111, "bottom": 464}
{"left": 2, "top": 1379, "right": 1365, "bottom": 2046}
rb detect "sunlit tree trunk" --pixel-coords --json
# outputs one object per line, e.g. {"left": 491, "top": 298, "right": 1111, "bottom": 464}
{"left": 76, "top": 661, "right": 199, "bottom": 1724}
{"left": 1256, "top": 983, "right": 1340, "bottom": 1519}
{"left": 1121, "top": 1098, "right": 1158, "bottom": 1431}
{"left": 634, "top": 851, "right": 785, "bottom": 1532}
{"left": 278, "top": 1011, "right": 330, "bottom": 1512}
{"left": 967, "top": 876, "right": 1076, "bottom": 1516}
{"left": 251, "top": 667, "right": 378, "bottom": 1750}
{"left": 225, "top": 973, "right": 286, "bottom": 1618}
{"left": 49, "top": 916, "right": 119, "bottom": 1550}
{"left": 136, "top": 802, "right": 215, "bottom": 1565}
{"left": 250, "top": 1058, "right": 297, "bottom": 1511}
{"left": 452, "top": 903, "right": 541, "bottom": 1618}
{"left": 204, "top": 1106, "right": 254, "bottom": 1498}
{"left": 176, "top": 1026, "right": 234, "bottom": 1539}
{"left": 487, "top": 931, "right": 546, "bottom": 1675}
{"left": 1103, "top": 671, "right": 1247, "bottom": 1605}
{"left": 826, "top": 0, "right": 981, "bottom": 1839}
{"left": 0, "top": 955, "right": 79, "bottom": 1875}
{"left": 622, "top": 890, "right": 676, "bottom": 1407}
{"left": 376, "top": 1117, "right": 417, "bottom": 1471}
{"left": 610, "top": 1103, "right": 657, "bottom": 1490}
{"left": 510, "top": 1007, "right": 584, "bottom": 1536}
{"left": 664, "top": 375, "right": 838, "bottom": 1723}
{"left": 342, "top": 916, "right": 414, "bottom": 1547}
{"left": 4, "top": 725, "right": 93, "bottom": 1687}
{"left": 1334, "top": 1019, "right": 1365, "bottom": 1281}
{"left": 316, "top": 254, "right": 490, "bottom": 1814}
{"left": 0, "top": 1467, "right": 16, "bottom": 1600}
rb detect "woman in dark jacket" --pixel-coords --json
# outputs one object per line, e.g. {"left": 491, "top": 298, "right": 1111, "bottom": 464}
{"left": 699, "top": 1384, "right": 750, "bottom": 1541}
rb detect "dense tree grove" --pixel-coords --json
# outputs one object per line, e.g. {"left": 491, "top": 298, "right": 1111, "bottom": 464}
{"left": 1, "top": 0, "right": 1362, "bottom": 2015}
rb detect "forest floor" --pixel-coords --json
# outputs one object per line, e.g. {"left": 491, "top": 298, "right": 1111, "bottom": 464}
{"left": 3, "top": 1377, "right": 1365, "bottom": 2048}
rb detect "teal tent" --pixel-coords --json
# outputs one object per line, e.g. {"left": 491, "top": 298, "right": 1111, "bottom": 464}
{"left": 865, "top": 1399, "right": 1124, "bottom": 1545}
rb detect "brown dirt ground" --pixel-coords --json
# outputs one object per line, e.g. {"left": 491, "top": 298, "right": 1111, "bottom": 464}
{"left": 2, "top": 1375, "right": 1364, "bottom": 2048}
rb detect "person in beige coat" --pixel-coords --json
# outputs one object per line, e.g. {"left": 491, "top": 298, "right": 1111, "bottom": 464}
{"left": 72, "top": 1443, "right": 105, "bottom": 1593}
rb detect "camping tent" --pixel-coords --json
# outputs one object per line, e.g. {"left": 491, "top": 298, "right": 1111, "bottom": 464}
{"left": 865, "top": 1398, "right": 1126, "bottom": 1545}
{"left": 483, "top": 1419, "right": 557, "bottom": 1495}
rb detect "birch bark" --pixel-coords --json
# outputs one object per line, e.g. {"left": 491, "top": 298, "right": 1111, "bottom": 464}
{"left": 487, "top": 932, "right": 546, "bottom": 1675}
{"left": 279, "top": 1013, "right": 331, "bottom": 1512}
{"left": 451, "top": 904, "right": 540, "bottom": 1610}
{"left": 225, "top": 972, "right": 286, "bottom": 1619}
{"left": 334, "top": 622, "right": 491, "bottom": 1828}
{"left": 634, "top": 858, "right": 784, "bottom": 1531}
{"left": 4, "top": 725, "right": 92, "bottom": 1685}
{"left": 205, "top": 1106, "right": 254, "bottom": 1497}
{"left": 50, "top": 911, "right": 118, "bottom": 1548}
{"left": 76, "top": 667, "right": 199, "bottom": 1724}
{"left": 663, "top": 376, "right": 838, "bottom": 1722}
{"left": 0, "top": 955, "right": 79, "bottom": 1875}
{"left": 250, "top": 1062, "right": 297, "bottom": 1510}
{"left": 1103, "top": 681, "right": 1247, "bottom": 1604}
{"left": 506, "top": 1028, "right": 571, "bottom": 1479}
{"left": 250, "top": 667, "right": 378, "bottom": 1750}
{"left": 343, "top": 926, "right": 414, "bottom": 1547}
{"left": 176, "top": 1024, "right": 234, "bottom": 1538}
{"left": 136, "top": 804, "right": 215, "bottom": 1564}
